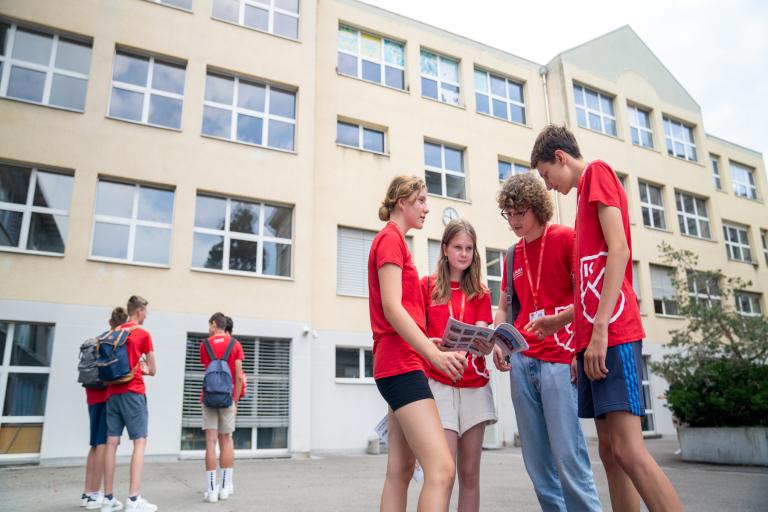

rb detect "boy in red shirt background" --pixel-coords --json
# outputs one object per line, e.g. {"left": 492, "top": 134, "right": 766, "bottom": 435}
{"left": 529, "top": 125, "right": 681, "bottom": 512}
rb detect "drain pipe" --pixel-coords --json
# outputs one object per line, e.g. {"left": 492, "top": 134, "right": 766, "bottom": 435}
{"left": 538, "top": 65, "right": 561, "bottom": 224}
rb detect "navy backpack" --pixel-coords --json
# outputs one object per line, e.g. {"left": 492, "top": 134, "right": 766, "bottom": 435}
{"left": 202, "top": 338, "right": 236, "bottom": 408}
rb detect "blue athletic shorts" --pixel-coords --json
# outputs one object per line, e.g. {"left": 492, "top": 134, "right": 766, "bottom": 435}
{"left": 88, "top": 402, "right": 108, "bottom": 446}
{"left": 106, "top": 392, "right": 148, "bottom": 440}
{"left": 576, "top": 340, "right": 646, "bottom": 419}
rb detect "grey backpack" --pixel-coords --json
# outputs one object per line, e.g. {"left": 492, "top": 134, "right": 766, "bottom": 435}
{"left": 78, "top": 335, "right": 107, "bottom": 389}
{"left": 202, "top": 338, "right": 236, "bottom": 408}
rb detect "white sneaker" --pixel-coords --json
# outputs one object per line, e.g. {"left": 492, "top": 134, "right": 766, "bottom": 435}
{"left": 204, "top": 487, "right": 219, "bottom": 503}
{"left": 81, "top": 494, "right": 89, "bottom": 507}
{"left": 218, "top": 486, "right": 234, "bottom": 500}
{"left": 100, "top": 497, "right": 124, "bottom": 512}
{"left": 125, "top": 497, "right": 157, "bottom": 512}
{"left": 85, "top": 494, "right": 104, "bottom": 510}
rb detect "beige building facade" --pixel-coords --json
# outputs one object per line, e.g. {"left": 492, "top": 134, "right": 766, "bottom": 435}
{"left": 0, "top": 0, "right": 765, "bottom": 462}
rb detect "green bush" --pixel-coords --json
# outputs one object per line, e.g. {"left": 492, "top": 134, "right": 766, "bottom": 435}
{"left": 665, "top": 359, "right": 768, "bottom": 427}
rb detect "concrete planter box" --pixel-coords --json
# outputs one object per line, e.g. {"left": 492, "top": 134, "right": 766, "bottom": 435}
{"left": 678, "top": 427, "right": 768, "bottom": 466}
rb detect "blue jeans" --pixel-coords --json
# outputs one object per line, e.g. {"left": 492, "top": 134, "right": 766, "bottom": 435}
{"left": 509, "top": 353, "right": 602, "bottom": 512}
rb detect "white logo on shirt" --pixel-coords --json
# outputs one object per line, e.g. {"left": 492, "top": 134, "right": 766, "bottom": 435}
{"left": 469, "top": 354, "right": 490, "bottom": 380}
{"left": 553, "top": 305, "right": 576, "bottom": 352}
{"left": 579, "top": 252, "right": 625, "bottom": 325}
{"left": 513, "top": 268, "right": 523, "bottom": 280}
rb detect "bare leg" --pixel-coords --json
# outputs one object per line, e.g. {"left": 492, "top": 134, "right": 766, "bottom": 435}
{"left": 605, "top": 412, "right": 682, "bottom": 512}
{"left": 85, "top": 446, "right": 97, "bottom": 493}
{"left": 219, "top": 433, "right": 234, "bottom": 468}
{"left": 381, "top": 408, "right": 416, "bottom": 512}
{"left": 205, "top": 429, "right": 219, "bottom": 471}
{"left": 456, "top": 423, "right": 485, "bottom": 512}
{"left": 103, "top": 437, "right": 120, "bottom": 496}
{"left": 442, "top": 429, "right": 459, "bottom": 501}
{"left": 596, "top": 418, "right": 640, "bottom": 512}
{"left": 128, "top": 437, "right": 147, "bottom": 497}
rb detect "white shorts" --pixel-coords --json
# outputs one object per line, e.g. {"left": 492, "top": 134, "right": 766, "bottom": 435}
{"left": 202, "top": 405, "right": 235, "bottom": 434}
{"left": 428, "top": 379, "right": 497, "bottom": 437}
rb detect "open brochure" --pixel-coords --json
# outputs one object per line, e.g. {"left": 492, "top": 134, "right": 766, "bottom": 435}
{"left": 441, "top": 317, "right": 529, "bottom": 357}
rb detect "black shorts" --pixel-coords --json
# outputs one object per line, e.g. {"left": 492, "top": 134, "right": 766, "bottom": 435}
{"left": 375, "top": 370, "right": 433, "bottom": 412}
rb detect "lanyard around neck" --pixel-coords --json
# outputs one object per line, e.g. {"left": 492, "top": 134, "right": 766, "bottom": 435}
{"left": 522, "top": 224, "right": 549, "bottom": 310}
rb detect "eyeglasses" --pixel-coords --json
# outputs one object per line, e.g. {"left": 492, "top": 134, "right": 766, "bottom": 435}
{"left": 500, "top": 208, "right": 528, "bottom": 221}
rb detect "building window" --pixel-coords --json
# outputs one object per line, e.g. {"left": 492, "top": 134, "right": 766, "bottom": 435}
{"left": 0, "top": 163, "right": 73, "bottom": 255}
{"left": 640, "top": 356, "right": 656, "bottom": 434}
{"left": 420, "top": 50, "right": 459, "bottom": 106}
{"left": 336, "top": 120, "right": 385, "bottom": 153}
{"left": 498, "top": 160, "right": 528, "bottom": 182}
{"left": 663, "top": 116, "right": 697, "bottom": 161}
{"left": 428, "top": 239, "right": 441, "bottom": 274}
{"left": 424, "top": 141, "right": 466, "bottom": 200}
{"left": 617, "top": 173, "right": 627, "bottom": 190}
{"left": 337, "top": 227, "right": 375, "bottom": 297}
{"left": 91, "top": 180, "right": 174, "bottom": 266}
{"left": 192, "top": 194, "right": 292, "bottom": 277}
{"left": 108, "top": 49, "right": 185, "bottom": 129}
{"left": 735, "top": 292, "right": 762, "bottom": 317}
{"left": 150, "top": 0, "right": 193, "bottom": 10}
{"left": 573, "top": 83, "right": 616, "bottom": 136}
{"left": 181, "top": 333, "right": 290, "bottom": 451}
{"left": 627, "top": 104, "right": 653, "bottom": 148}
{"left": 337, "top": 25, "right": 404, "bottom": 90}
{"left": 761, "top": 229, "right": 768, "bottom": 266}
{"left": 675, "top": 191, "right": 711, "bottom": 239}
{"left": 723, "top": 223, "right": 752, "bottom": 263}
{"left": 729, "top": 161, "right": 757, "bottom": 200}
{"left": 638, "top": 181, "right": 666, "bottom": 230}
{"left": 486, "top": 248, "right": 504, "bottom": 307}
{"left": 687, "top": 271, "right": 721, "bottom": 309}
{"left": 710, "top": 154, "right": 722, "bottom": 190}
{"left": 202, "top": 72, "right": 296, "bottom": 152}
{"left": 335, "top": 347, "right": 373, "bottom": 380}
{"left": 0, "top": 322, "right": 53, "bottom": 456}
{"left": 650, "top": 264, "right": 678, "bottom": 316}
{"left": 632, "top": 261, "right": 642, "bottom": 308}
{"left": 0, "top": 21, "right": 92, "bottom": 111}
{"left": 474, "top": 69, "right": 525, "bottom": 124}
{"left": 212, "top": 0, "right": 299, "bottom": 40}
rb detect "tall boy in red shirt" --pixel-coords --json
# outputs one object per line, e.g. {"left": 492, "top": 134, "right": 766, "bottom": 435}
{"left": 528, "top": 125, "right": 682, "bottom": 512}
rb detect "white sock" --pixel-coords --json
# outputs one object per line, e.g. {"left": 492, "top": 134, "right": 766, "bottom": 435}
{"left": 221, "top": 467, "right": 234, "bottom": 490}
{"left": 206, "top": 470, "right": 217, "bottom": 492}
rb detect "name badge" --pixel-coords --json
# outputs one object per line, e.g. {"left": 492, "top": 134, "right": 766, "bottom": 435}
{"left": 529, "top": 309, "right": 545, "bottom": 323}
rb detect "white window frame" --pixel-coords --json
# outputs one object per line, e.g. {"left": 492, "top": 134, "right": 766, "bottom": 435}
{"left": 90, "top": 180, "right": 175, "bottom": 268}
{"left": 336, "top": 226, "right": 375, "bottom": 298}
{"left": 0, "top": 165, "right": 72, "bottom": 256}
{"left": 337, "top": 25, "right": 405, "bottom": 90}
{"left": 710, "top": 154, "right": 722, "bottom": 190}
{"left": 573, "top": 83, "right": 616, "bottom": 136}
{"left": 632, "top": 260, "right": 642, "bottom": 309}
{"left": 192, "top": 194, "right": 293, "bottom": 279}
{"left": 0, "top": 321, "right": 53, "bottom": 460}
{"left": 424, "top": 141, "right": 466, "bottom": 200}
{"left": 729, "top": 161, "right": 758, "bottom": 200}
{"left": 107, "top": 49, "right": 186, "bottom": 129}
{"left": 0, "top": 21, "right": 91, "bottom": 112}
{"left": 663, "top": 116, "right": 697, "bottom": 162}
{"left": 335, "top": 119, "right": 386, "bottom": 154}
{"left": 202, "top": 71, "right": 296, "bottom": 152}
{"left": 498, "top": 159, "right": 528, "bottom": 182}
{"left": 735, "top": 292, "right": 762, "bottom": 317}
{"left": 420, "top": 49, "right": 460, "bottom": 106}
{"left": 723, "top": 223, "right": 752, "bottom": 263}
{"left": 474, "top": 68, "right": 526, "bottom": 125}
{"left": 675, "top": 191, "right": 711, "bottom": 239}
{"left": 638, "top": 181, "right": 666, "bottom": 230}
{"left": 686, "top": 270, "right": 721, "bottom": 309}
{"left": 334, "top": 346, "right": 374, "bottom": 383}
{"left": 640, "top": 355, "right": 656, "bottom": 435}
{"left": 211, "top": 0, "right": 300, "bottom": 40}
{"left": 148, "top": 0, "right": 194, "bottom": 11}
{"left": 761, "top": 229, "right": 768, "bottom": 266}
{"left": 486, "top": 248, "right": 505, "bottom": 309}
{"left": 650, "top": 264, "right": 679, "bottom": 316}
{"left": 627, "top": 103, "right": 654, "bottom": 148}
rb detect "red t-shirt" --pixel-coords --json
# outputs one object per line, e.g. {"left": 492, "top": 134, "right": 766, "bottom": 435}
{"left": 107, "top": 322, "right": 154, "bottom": 397}
{"left": 573, "top": 160, "right": 645, "bottom": 351}
{"left": 85, "top": 387, "right": 108, "bottom": 406}
{"left": 420, "top": 276, "right": 493, "bottom": 387}
{"left": 501, "top": 224, "right": 577, "bottom": 364}
{"left": 368, "top": 222, "right": 429, "bottom": 379}
{"left": 199, "top": 333, "right": 244, "bottom": 401}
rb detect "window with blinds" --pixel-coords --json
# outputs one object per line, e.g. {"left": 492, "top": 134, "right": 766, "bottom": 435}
{"left": 180, "top": 333, "right": 290, "bottom": 451}
{"left": 337, "top": 226, "right": 413, "bottom": 297}
{"left": 428, "top": 239, "right": 441, "bottom": 274}
{"left": 650, "top": 264, "right": 678, "bottom": 316}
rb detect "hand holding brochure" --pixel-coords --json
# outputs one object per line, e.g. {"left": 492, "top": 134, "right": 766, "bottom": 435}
{"left": 440, "top": 317, "right": 529, "bottom": 356}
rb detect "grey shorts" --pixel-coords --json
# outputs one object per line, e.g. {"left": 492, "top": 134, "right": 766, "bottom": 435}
{"left": 106, "top": 392, "right": 148, "bottom": 440}
{"left": 202, "top": 405, "right": 236, "bottom": 434}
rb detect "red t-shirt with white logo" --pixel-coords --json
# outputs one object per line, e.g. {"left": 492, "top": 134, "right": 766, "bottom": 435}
{"left": 368, "top": 222, "right": 429, "bottom": 379}
{"left": 573, "top": 160, "right": 645, "bottom": 351}
{"left": 420, "top": 276, "right": 494, "bottom": 387}
{"left": 199, "top": 333, "right": 244, "bottom": 401}
{"left": 107, "top": 322, "right": 154, "bottom": 397}
{"left": 501, "top": 224, "right": 577, "bottom": 364}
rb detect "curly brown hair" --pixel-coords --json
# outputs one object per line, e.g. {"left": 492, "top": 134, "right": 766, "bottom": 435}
{"left": 497, "top": 173, "right": 553, "bottom": 225}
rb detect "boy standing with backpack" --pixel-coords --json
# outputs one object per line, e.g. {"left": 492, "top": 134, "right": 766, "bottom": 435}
{"left": 101, "top": 296, "right": 157, "bottom": 512}
{"left": 529, "top": 125, "right": 681, "bottom": 512}
{"left": 200, "top": 312, "right": 243, "bottom": 503}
